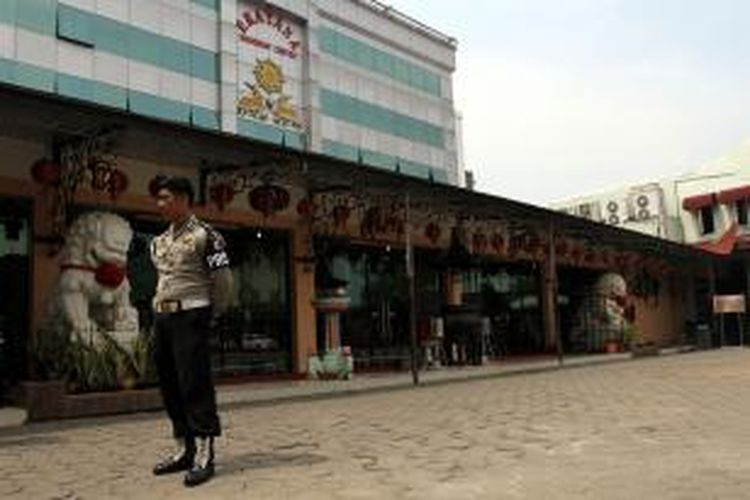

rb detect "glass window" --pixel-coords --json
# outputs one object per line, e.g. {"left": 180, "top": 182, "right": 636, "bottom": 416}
{"left": 127, "top": 220, "right": 292, "bottom": 375}
{"left": 699, "top": 206, "right": 715, "bottom": 235}
{"left": 736, "top": 200, "right": 748, "bottom": 226}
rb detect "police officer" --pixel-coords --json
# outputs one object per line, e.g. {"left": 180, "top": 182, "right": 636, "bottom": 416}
{"left": 150, "top": 176, "right": 233, "bottom": 487}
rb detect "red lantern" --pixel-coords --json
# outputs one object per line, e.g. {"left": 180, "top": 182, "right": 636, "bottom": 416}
{"left": 107, "top": 169, "right": 128, "bottom": 199}
{"left": 473, "top": 232, "right": 488, "bottom": 254}
{"left": 248, "top": 184, "right": 290, "bottom": 217}
{"left": 210, "top": 183, "right": 234, "bottom": 210}
{"left": 425, "top": 222, "right": 441, "bottom": 244}
{"left": 570, "top": 246, "right": 583, "bottom": 263}
{"left": 491, "top": 233, "right": 505, "bottom": 253}
{"left": 614, "top": 254, "right": 628, "bottom": 269}
{"left": 296, "top": 198, "right": 315, "bottom": 218}
{"left": 332, "top": 204, "right": 351, "bottom": 227}
{"left": 31, "top": 159, "right": 62, "bottom": 186}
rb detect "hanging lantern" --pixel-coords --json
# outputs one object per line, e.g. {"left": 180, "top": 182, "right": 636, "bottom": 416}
{"left": 425, "top": 222, "right": 441, "bottom": 244}
{"left": 614, "top": 253, "right": 628, "bottom": 269}
{"left": 248, "top": 184, "right": 290, "bottom": 217}
{"left": 107, "top": 169, "right": 128, "bottom": 199}
{"left": 570, "top": 245, "right": 583, "bottom": 264}
{"left": 31, "top": 158, "right": 62, "bottom": 186}
{"left": 296, "top": 197, "right": 316, "bottom": 218}
{"left": 210, "top": 183, "right": 235, "bottom": 210}
{"left": 332, "top": 204, "right": 351, "bottom": 227}
{"left": 472, "top": 232, "right": 488, "bottom": 254}
{"left": 583, "top": 248, "right": 596, "bottom": 265}
{"left": 491, "top": 233, "right": 505, "bottom": 254}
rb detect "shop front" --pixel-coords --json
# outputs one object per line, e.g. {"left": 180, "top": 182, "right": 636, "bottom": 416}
{"left": 0, "top": 86, "right": 710, "bottom": 420}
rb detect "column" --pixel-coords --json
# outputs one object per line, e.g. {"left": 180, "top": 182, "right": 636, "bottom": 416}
{"left": 290, "top": 225, "right": 317, "bottom": 374}
{"left": 541, "top": 225, "right": 559, "bottom": 354}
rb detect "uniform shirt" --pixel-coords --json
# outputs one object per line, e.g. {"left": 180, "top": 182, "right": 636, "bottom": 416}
{"left": 150, "top": 214, "right": 230, "bottom": 308}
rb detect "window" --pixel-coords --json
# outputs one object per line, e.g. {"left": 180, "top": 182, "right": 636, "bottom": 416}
{"left": 736, "top": 200, "right": 748, "bottom": 226}
{"left": 699, "top": 206, "right": 715, "bottom": 235}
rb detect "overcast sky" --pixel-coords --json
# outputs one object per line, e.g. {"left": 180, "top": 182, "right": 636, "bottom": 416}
{"left": 387, "top": 0, "right": 750, "bottom": 205}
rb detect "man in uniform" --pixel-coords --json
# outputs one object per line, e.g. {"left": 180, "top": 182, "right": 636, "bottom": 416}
{"left": 149, "top": 176, "right": 233, "bottom": 487}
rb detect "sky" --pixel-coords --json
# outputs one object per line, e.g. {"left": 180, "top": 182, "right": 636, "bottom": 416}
{"left": 387, "top": 0, "right": 750, "bottom": 205}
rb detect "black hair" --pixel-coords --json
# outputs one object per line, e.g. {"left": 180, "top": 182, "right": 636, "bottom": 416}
{"left": 154, "top": 176, "right": 195, "bottom": 206}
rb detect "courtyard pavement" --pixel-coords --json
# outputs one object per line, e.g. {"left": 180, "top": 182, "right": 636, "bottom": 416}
{"left": 2, "top": 348, "right": 749, "bottom": 499}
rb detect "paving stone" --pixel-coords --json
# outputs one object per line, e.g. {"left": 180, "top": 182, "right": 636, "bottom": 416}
{"left": 3, "top": 350, "right": 750, "bottom": 498}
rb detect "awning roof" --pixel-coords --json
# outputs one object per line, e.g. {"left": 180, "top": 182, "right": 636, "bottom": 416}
{"left": 717, "top": 185, "right": 750, "bottom": 204}
{"left": 694, "top": 223, "right": 738, "bottom": 255}
{"left": 682, "top": 193, "right": 715, "bottom": 211}
{"left": 0, "top": 84, "right": 712, "bottom": 265}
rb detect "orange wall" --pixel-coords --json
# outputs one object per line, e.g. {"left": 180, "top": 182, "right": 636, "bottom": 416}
{"left": 632, "top": 272, "right": 687, "bottom": 347}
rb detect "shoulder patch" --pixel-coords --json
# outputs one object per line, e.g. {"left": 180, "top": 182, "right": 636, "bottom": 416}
{"left": 202, "top": 223, "right": 230, "bottom": 270}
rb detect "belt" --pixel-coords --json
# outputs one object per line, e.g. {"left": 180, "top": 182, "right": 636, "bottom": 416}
{"left": 154, "top": 298, "right": 210, "bottom": 313}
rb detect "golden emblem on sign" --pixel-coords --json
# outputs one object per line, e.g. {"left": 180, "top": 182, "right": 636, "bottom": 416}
{"left": 238, "top": 58, "right": 301, "bottom": 129}
{"left": 254, "top": 59, "right": 284, "bottom": 94}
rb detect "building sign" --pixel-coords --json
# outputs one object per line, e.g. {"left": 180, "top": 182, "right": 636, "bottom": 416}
{"left": 713, "top": 294, "right": 746, "bottom": 314}
{"left": 236, "top": 2, "right": 304, "bottom": 131}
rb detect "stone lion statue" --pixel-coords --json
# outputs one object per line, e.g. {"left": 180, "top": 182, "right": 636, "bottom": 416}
{"left": 46, "top": 212, "right": 139, "bottom": 351}
{"left": 571, "top": 272, "right": 628, "bottom": 351}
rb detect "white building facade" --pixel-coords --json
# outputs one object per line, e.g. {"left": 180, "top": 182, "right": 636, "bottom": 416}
{"left": 551, "top": 141, "right": 750, "bottom": 250}
{"left": 0, "top": 0, "right": 459, "bottom": 184}
{"left": 551, "top": 182, "right": 684, "bottom": 243}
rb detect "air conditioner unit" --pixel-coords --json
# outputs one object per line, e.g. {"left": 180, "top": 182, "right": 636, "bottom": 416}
{"left": 576, "top": 202, "right": 601, "bottom": 221}
{"left": 629, "top": 191, "right": 662, "bottom": 221}
{"left": 603, "top": 198, "right": 628, "bottom": 226}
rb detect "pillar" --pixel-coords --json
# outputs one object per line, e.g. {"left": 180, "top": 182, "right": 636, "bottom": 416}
{"left": 290, "top": 225, "right": 317, "bottom": 374}
{"left": 444, "top": 271, "right": 463, "bottom": 306}
{"left": 540, "top": 224, "right": 559, "bottom": 354}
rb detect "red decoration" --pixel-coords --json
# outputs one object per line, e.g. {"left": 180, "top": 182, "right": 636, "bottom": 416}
{"left": 95, "top": 263, "right": 127, "bottom": 288}
{"left": 210, "top": 183, "right": 235, "bottom": 210}
{"left": 570, "top": 246, "right": 583, "bottom": 263}
{"left": 491, "top": 233, "right": 505, "bottom": 253}
{"left": 107, "top": 169, "right": 128, "bottom": 199}
{"left": 425, "top": 222, "right": 441, "bottom": 244}
{"left": 296, "top": 198, "right": 316, "bottom": 218}
{"left": 62, "top": 263, "right": 126, "bottom": 289}
{"left": 31, "top": 159, "right": 62, "bottom": 186}
{"left": 555, "top": 240, "right": 568, "bottom": 257}
{"left": 332, "top": 204, "right": 351, "bottom": 227}
{"left": 90, "top": 164, "right": 128, "bottom": 199}
{"left": 472, "top": 232, "right": 488, "bottom": 254}
{"left": 248, "top": 184, "right": 290, "bottom": 216}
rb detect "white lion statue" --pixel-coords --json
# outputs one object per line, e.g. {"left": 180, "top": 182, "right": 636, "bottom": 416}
{"left": 571, "top": 272, "right": 628, "bottom": 351}
{"left": 46, "top": 212, "right": 139, "bottom": 351}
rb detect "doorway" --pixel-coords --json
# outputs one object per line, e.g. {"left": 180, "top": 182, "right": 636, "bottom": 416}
{"left": 0, "top": 197, "right": 31, "bottom": 403}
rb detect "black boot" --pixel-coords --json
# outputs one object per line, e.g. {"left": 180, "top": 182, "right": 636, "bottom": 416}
{"left": 153, "top": 437, "right": 195, "bottom": 476}
{"left": 184, "top": 437, "right": 215, "bottom": 487}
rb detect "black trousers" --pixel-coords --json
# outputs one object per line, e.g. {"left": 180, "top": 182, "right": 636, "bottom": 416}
{"left": 154, "top": 307, "right": 221, "bottom": 439}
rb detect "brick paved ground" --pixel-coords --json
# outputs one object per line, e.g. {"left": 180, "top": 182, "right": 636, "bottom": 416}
{"left": 3, "top": 349, "right": 750, "bottom": 499}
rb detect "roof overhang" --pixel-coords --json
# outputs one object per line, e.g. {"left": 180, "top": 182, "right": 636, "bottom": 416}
{"left": 0, "top": 83, "right": 711, "bottom": 265}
